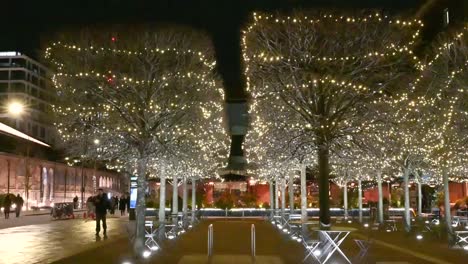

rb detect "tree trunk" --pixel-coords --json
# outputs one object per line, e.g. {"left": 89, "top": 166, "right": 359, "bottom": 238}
{"left": 300, "top": 163, "right": 307, "bottom": 223}
{"left": 269, "top": 180, "right": 274, "bottom": 218}
{"left": 172, "top": 174, "right": 178, "bottom": 227}
{"left": 289, "top": 172, "right": 294, "bottom": 214}
{"left": 403, "top": 167, "right": 411, "bottom": 232}
{"left": 377, "top": 170, "right": 384, "bottom": 224}
{"left": 358, "top": 179, "right": 363, "bottom": 223}
{"left": 417, "top": 178, "right": 423, "bottom": 217}
{"left": 343, "top": 180, "right": 348, "bottom": 220}
{"left": 182, "top": 176, "right": 188, "bottom": 227}
{"left": 281, "top": 178, "right": 286, "bottom": 217}
{"left": 191, "top": 179, "right": 196, "bottom": 224}
{"left": 443, "top": 168, "right": 452, "bottom": 234}
{"left": 133, "top": 156, "right": 148, "bottom": 254}
{"left": 275, "top": 176, "right": 279, "bottom": 213}
{"left": 317, "top": 142, "right": 331, "bottom": 229}
{"left": 158, "top": 172, "right": 166, "bottom": 223}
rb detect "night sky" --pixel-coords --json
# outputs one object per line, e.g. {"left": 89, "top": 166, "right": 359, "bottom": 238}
{"left": 1, "top": 0, "right": 465, "bottom": 160}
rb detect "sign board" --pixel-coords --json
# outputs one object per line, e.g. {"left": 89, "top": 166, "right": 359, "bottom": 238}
{"left": 130, "top": 176, "right": 137, "bottom": 209}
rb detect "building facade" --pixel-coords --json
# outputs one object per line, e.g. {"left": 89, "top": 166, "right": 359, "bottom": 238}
{"left": 0, "top": 51, "right": 55, "bottom": 144}
{"left": 0, "top": 152, "right": 125, "bottom": 208}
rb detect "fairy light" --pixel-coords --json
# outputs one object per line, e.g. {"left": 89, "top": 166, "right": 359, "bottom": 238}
{"left": 46, "top": 32, "right": 228, "bottom": 181}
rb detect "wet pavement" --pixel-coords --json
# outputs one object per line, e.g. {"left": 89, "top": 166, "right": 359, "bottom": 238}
{"left": 0, "top": 214, "right": 52, "bottom": 230}
{"left": 0, "top": 216, "right": 128, "bottom": 264}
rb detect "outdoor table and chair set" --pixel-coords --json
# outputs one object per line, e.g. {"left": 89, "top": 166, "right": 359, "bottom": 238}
{"left": 144, "top": 210, "right": 198, "bottom": 251}
{"left": 271, "top": 212, "right": 369, "bottom": 264}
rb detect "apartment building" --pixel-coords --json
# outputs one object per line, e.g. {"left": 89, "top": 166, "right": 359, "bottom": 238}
{"left": 0, "top": 51, "right": 55, "bottom": 144}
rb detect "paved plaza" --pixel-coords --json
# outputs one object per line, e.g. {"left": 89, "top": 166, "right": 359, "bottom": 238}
{"left": 0, "top": 215, "right": 127, "bottom": 264}
{"left": 50, "top": 218, "right": 467, "bottom": 264}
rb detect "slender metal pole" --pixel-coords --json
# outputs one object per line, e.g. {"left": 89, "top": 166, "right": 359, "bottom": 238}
{"left": 358, "top": 179, "right": 363, "bottom": 223}
{"left": 377, "top": 170, "right": 384, "bottom": 224}
{"left": 251, "top": 224, "right": 256, "bottom": 257}
{"left": 191, "top": 179, "right": 196, "bottom": 224}
{"left": 300, "top": 164, "right": 307, "bottom": 223}
{"left": 208, "top": 224, "right": 213, "bottom": 257}
{"left": 7, "top": 160, "right": 10, "bottom": 194}
{"left": 269, "top": 180, "right": 274, "bottom": 218}
{"left": 182, "top": 176, "right": 188, "bottom": 226}
{"left": 289, "top": 172, "right": 294, "bottom": 214}
{"left": 344, "top": 180, "right": 348, "bottom": 220}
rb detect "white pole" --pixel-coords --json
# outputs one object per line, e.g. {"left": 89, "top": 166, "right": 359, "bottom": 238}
{"left": 269, "top": 180, "right": 274, "bottom": 217}
{"left": 343, "top": 180, "right": 348, "bottom": 220}
{"left": 275, "top": 176, "right": 279, "bottom": 213}
{"left": 182, "top": 176, "right": 188, "bottom": 225}
{"left": 281, "top": 178, "right": 286, "bottom": 217}
{"left": 417, "top": 176, "right": 423, "bottom": 217}
{"left": 158, "top": 172, "right": 166, "bottom": 224}
{"left": 172, "top": 174, "right": 178, "bottom": 214}
{"left": 300, "top": 163, "right": 307, "bottom": 223}
{"left": 289, "top": 172, "right": 294, "bottom": 214}
{"left": 191, "top": 179, "right": 196, "bottom": 224}
{"left": 377, "top": 170, "right": 384, "bottom": 224}
{"left": 403, "top": 168, "right": 411, "bottom": 232}
{"left": 443, "top": 168, "right": 452, "bottom": 234}
{"left": 358, "top": 179, "right": 363, "bottom": 223}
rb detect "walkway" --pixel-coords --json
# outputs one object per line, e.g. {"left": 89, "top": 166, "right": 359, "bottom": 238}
{"left": 0, "top": 215, "right": 127, "bottom": 264}
{"left": 155, "top": 219, "right": 304, "bottom": 263}
{"left": 54, "top": 218, "right": 468, "bottom": 264}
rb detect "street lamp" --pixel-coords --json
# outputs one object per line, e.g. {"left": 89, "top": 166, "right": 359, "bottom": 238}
{"left": 7, "top": 101, "right": 25, "bottom": 117}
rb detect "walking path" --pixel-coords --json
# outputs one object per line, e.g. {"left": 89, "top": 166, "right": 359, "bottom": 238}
{"left": 0, "top": 209, "right": 87, "bottom": 229}
{"left": 56, "top": 218, "right": 468, "bottom": 264}
{"left": 0, "top": 215, "right": 127, "bottom": 264}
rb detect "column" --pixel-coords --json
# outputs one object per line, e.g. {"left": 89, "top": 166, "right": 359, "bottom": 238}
{"left": 358, "top": 179, "right": 363, "bottom": 223}
{"left": 289, "top": 172, "right": 294, "bottom": 214}
{"left": 182, "top": 176, "right": 188, "bottom": 226}
{"left": 191, "top": 179, "right": 196, "bottom": 224}
{"left": 377, "top": 170, "right": 384, "bottom": 224}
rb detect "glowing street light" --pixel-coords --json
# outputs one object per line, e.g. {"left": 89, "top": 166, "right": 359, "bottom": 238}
{"left": 7, "top": 101, "right": 25, "bottom": 116}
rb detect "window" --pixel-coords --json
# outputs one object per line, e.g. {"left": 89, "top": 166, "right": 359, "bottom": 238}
{"left": 31, "top": 75, "right": 39, "bottom": 86}
{"left": 11, "top": 70, "right": 25, "bottom": 80}
{"left": 10, "top": 82, "right": 25, "bottom": 93}
{"left": 0, "top": 71, "right": 8, "bottom": 79}
{"left": 32, "top": 124, "right": 38, "bottom": 137}
{"left": 0, "top": 58, "right": 10, "bottom": 67}
{"left": 40, "top": 127, "right": 45, "bottom": 138}
{"left": 11, "top": 58, "right": 26, "bottom": 68}
{"left": 0, "top": 83, "right": 8, "bottom": 93}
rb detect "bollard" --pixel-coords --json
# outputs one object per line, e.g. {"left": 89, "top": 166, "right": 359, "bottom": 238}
{"left": 251, "top": 224, "right": 256, "bottom": 257}
{"left": 207, "top": 224, "right": 213, "bottom": 257}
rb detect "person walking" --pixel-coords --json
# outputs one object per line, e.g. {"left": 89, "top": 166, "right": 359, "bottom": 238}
{"left": 93, "top": 188, "right": 109, "bottom": 236}
{"left": 126, "top": 192, "right": 130, "bottom": 212}
{"left": 86, "top": 196, "right": 95, "bottom": 221}
{"left": 119, "top": 194, "right": 126, "bottom": 216}
{"left": 14, "top": 194, "right": 24, "bottom": 218}
{"left": 73, "top": 195, "right": 79, "bottom": 209}
{"left": 109, "top": 196, "right": 115, "bottom": 215}
{"left": 3, "top": 194, "right": 11, "bottom": 219}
